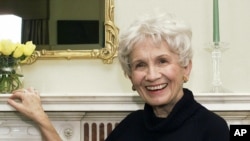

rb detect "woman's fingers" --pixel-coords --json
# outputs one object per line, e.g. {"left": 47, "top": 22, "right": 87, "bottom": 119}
{"left": 8, "top": 87, "right": 43, "bottom": 119}
{"left": 27, "top": 87, "right": 40, "bottom": 95}
{"left": 7, "top": 97, "right": 23, "bottom": 110}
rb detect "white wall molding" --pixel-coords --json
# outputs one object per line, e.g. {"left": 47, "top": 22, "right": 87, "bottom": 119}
{"left": 1, "top": 93, "right": 250, "bottom": 112}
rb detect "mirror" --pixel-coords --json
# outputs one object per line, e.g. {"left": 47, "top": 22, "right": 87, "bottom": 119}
{"left": 22, "top": 0, "right": 119, "bottom": 64}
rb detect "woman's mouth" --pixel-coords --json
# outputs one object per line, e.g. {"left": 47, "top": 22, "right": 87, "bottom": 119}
{"left": 146, "top": 84, "right": 167, "bottom": 91}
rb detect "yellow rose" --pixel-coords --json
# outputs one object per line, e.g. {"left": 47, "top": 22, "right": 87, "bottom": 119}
{"left": 0, "top": 42, "right": 2, "bottom": 53}
{"left": 13, "top": 43, "right": 24, "bottom": 58}
{"left": 0, "top": 39, "right": 16, "bottom": 56}
{"left": 23, "top": 41, "right": 36, "bottom": 56}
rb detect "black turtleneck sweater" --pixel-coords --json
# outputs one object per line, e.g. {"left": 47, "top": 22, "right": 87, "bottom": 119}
{"left": 105, "top": 88, "right": 229, "bottom": 141}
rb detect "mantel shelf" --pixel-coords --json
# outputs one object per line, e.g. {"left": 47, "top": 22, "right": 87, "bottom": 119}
{"left": 1, "top": 93, "right": 250, "bottom": 112}
{"left": 1, "top": 93, "right": 250, "bottom": 141}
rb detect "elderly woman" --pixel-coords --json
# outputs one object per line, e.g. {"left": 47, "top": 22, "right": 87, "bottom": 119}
{"left": 106, "top": 12, "right": 229, "bottom": 141}
{"left": 7, "top": 12, "right": 229, "bottom": 141}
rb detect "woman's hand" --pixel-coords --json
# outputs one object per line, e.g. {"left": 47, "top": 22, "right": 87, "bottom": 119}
{"left": 7, "top": 87, "right": 62, "bottom": 141}
{"left": 7, "top": 87, "right": 45, "bottom": 122}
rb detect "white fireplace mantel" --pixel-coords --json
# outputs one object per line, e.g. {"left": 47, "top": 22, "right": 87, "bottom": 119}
{"left": 1, "top": 93, "right": 250, "bottom": 141}
{"left": 1, "top": 92, "right": 250, "bottom": 124}
{"left": 1, "top": 92, "right": 250, "bottom": 112}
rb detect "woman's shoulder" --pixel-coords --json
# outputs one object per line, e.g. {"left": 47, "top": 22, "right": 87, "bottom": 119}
{"left": 194, "top": 105, "right": 229, "bottom": 133}
{"left": 121, "top": 109, "right": 144, "bottom": 123}
{"left": 105, "top": 110, "right": 145, "bottom": 141}
{"left": 193, "top": 106, "right": 230, "bottom": 140}
{"left": 197, "top": 105, "right": 227, "bottom": 124}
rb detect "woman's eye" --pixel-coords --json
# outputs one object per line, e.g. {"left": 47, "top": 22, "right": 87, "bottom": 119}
{"left": 132, "top": 62, "right": 146, "bottom": 69}
{"left": 136, "top": 62, "right": 146, "bottom": 68}
{"left": 159, "top": 59, "right": 168, "bottom": 64}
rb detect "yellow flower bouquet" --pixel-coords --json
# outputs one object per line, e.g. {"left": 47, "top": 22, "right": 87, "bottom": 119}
{"left": 0, "top": 39, "right": 36, "bottom": 93}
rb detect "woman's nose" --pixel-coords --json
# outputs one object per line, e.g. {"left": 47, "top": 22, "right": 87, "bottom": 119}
{"left": 145, "top": 66, "right": 161, "bottom": 81}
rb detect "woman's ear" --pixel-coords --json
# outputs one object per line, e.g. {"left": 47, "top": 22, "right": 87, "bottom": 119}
{"left": 128, "top": 75, "right": 132, "bottom": 80}
{"left": 128, "top": 75, "right": 136, "bottom": 91}
{"left": 184, "top": 60, "right": 192, "bottom": 78}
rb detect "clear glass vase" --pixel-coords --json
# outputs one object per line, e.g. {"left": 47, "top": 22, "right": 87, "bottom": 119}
{"left": 0, "top": 57, "right": 24, "bottom": 94}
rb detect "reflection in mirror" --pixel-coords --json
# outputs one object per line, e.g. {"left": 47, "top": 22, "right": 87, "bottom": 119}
{"left": 0, "top": 14, "right": 22, "bottom": 42}
{"left": 0, "top": 0, "right": 119, "bottom": 64}
{"left": 48, "top": 0, "right": 104, "bottom": 50}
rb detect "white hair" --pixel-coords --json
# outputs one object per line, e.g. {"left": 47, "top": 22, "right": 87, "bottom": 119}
{"left": 118, "top": 12, "right": 193, "bottom": 76}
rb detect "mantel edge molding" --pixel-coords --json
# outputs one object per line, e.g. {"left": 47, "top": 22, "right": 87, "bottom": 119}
{"left": 1, "top": 93, "right": 250, "bottom": 112}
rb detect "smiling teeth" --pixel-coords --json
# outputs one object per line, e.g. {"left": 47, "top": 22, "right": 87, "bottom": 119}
{"left": 146, "top": 84, "right": 167, "bottom": 90}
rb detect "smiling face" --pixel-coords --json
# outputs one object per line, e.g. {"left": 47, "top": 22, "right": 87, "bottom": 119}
{"left": 128, "top": 38, "right": 192, "bottom": 107}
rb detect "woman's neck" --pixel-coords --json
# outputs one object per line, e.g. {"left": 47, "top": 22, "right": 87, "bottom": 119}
{"left": 152, "top": 90, "right": 184, "bottom": 118}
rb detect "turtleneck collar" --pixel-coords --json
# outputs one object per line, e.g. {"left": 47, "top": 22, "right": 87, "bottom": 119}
{"left": 143, "top": 88, "right": 201, "bottom": 132}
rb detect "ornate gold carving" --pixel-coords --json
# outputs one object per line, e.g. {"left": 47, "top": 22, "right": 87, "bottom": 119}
{"left": 23, "top": 0, "right": 119, "bottom": 64}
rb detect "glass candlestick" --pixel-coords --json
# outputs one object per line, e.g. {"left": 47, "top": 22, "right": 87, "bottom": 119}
{"left": 205, "top": 42, "right": 229, "bottom": 93}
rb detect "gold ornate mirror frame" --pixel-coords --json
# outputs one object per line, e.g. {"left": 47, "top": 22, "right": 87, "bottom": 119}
{"left": 24, "top": 0, "right": 118, "bottom": 64}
